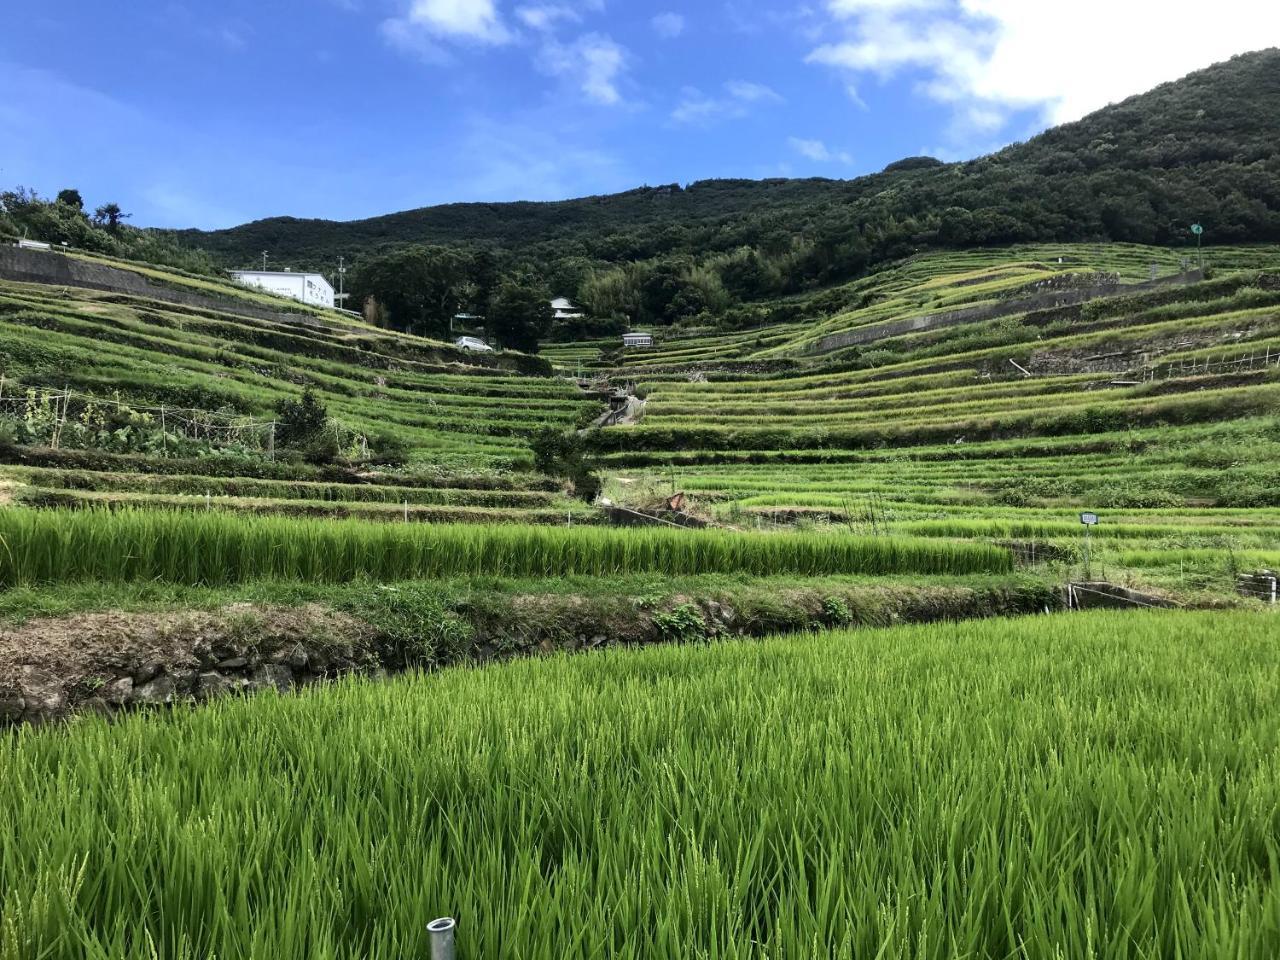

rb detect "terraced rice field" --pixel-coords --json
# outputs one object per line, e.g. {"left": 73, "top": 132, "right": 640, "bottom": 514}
{"left": 576, "top": 244, "right": 1280, "bottom": 596}
{"left": 545, "top": 243, "right": 1280, "bottom": 371}
{"left": 4, "top": 243, "right": 1280, "bottom": 596}
{"left": 5, "top": 610, "right": 1280, "bottom": 958}
{"left": 0, "top": 264, "right": 595, "bottom": 523}
{"left": 0, "top": 279, "right": 592, "bottom": 464}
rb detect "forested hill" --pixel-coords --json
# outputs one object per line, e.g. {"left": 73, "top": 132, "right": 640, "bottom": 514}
{"left": 179, "top": 49, "right": 1280, "bottom": 270}
{"left": 158, "top": 50, "right": 1280, "bottom": 342}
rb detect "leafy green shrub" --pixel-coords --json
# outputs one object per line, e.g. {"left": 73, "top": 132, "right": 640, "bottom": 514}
{"left": 530, "top": 428, "right": 600, "bottom": 501}
{"left": 0, "top": 419, "right": 16, "bottom": 454}
{"left": 369, "top": 432, "right": 412, "bottom": 468}
{"left": 275, "top": 390, "right": 329, "bottom": 449}
{"left": 301, "top": 431, "right": 342, "bottom": 467}
{"left": 652, "top": 603, "right": 706, "bottom": 643}
{"left": 347, "top": 585, "right": 474, "bottom": 669}
{"left": 822, "top": 595, "right": 854, "bottom": 626}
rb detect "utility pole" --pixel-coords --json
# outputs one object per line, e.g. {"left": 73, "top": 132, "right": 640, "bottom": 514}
{"left": 261, "top": 250, "right": 269, "bottom": 271}
{"left": 337, "top": 256, "right": 347, "bottom": 309}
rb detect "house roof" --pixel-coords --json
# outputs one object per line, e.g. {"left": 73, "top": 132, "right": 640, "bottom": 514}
{"left": 231, "top": 270, "right": 330, "bottom": 282}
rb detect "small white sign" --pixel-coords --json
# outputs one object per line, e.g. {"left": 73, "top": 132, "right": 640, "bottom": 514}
{"left": 1080, "top": 512, "right": 1099, "bottom": 526}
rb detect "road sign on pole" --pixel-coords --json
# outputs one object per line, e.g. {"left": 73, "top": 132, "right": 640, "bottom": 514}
{"left": 1190, "top": 224, "right": 1204, "bottom": 272}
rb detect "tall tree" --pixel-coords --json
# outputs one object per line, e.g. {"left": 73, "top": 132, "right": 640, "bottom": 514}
{"left": 92, "top": 202, "right": 130, "bottom": 234}
{"left": 347, "top": 246, "right": 470, "bottom": 337}
{"left": 55, "top": 189, "right": 84, "bottom": 211}
{"left": 488, "top": 277, "right": 553, "bottom": 353}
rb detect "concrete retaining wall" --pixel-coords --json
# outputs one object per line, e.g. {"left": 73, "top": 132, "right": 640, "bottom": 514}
{"left": 0, "top": 245, "right": 327, "bottom": 328}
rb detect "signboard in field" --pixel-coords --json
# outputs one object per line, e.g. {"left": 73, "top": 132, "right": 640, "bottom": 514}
{"left": 1080, "top": 512, "right": 1099, "bottom": 526}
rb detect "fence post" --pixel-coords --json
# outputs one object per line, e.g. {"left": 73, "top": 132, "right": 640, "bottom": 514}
{"left": 52, "top": 387, "right": 71, "bottom": 450}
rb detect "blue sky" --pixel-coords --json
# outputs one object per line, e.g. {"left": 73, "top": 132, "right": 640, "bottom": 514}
{"left": 3, "top": 1, "right": 1277, "bottom": 229}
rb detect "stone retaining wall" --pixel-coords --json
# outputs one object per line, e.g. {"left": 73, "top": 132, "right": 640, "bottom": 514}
{"left": 1, "top": 579, "right": 1061, "bottom": 726}
{"left": 809, "top": 270, "right": 1206, "bottom": 355}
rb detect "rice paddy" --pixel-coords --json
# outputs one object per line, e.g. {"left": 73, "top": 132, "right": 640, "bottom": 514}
{"left": 4, "top": 610, "right": 1279, "bottom": 959}
{"left": 556, "top": 244, "right": 1280, "bottom": 596}
{"left": 0, "top": 507, "right": 1012, "bottom": 586}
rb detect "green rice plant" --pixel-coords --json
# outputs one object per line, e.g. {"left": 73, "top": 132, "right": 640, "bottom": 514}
{"left": 2, "top": 610, "right": 1279, "bottom": 958}
{"left": 0, "top": 508, "right": 1013, "bottom": 587}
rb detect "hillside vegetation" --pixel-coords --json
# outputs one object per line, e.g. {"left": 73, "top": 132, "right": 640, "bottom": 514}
{"left": 171, "top": 51, "right": 1280, "bottom": 339}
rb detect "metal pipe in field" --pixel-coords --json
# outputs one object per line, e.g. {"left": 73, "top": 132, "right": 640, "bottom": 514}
{"left": 427, "top": 917, "right": 456, "bottom": 960}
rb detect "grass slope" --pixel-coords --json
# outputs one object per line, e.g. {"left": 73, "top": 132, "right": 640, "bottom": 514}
{"left": 3, "top": 610, "right": 1278, "bottom": 958}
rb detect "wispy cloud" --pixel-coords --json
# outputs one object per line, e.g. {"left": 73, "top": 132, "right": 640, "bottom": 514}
{"left": 447, "top": 113, "right": 633, "bottom": 200}
{"left": 789, "top": 136, "right": 853, "bottom": 164}
{"left": 651, "top": 12, "right": 686, "bottom": 38}
{"left": 672, "top": 79, "right": 783, "bottom": 124}
{"left": 537, "top": 32, "right": 630, "bottom": 105}
{"left": 217, "top": 24, "right": 249, "bottom": 51}
{"left": 516, "top": 3, "right": 581, "bottom": 31}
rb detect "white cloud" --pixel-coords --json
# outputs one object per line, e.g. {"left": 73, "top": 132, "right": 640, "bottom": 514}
{"left": 828, "top": 0, "right": 944, "bottom": 15}
{"left": 538, "top": 33, "right": 629, "bottom": 105}
{"left": 516, "top": 4, "right": 580, "bottom": 31}
{"left": 217, "top": 24, "right": 249, "bottom": 51}
{"left": 843, "top": 82, "right": 868, "bottom": 109}
{"left": 380, "top": 18, "right": 450, "bottom": 61}
{"left": 810, "top": 0, "right": 1280, "bottom": 131}
{"left": 724, "top": 80, "right": 783, "bottom": 103}
{"left": 652, "top": 12, "right": 686, "bottom": 38}
{"left": 789, "top": 137, "right": 853, "bottom": 164}
{"left": 381, "top": 0, "right": 512, "bottom": 55}
{"left": 672, "top": 79, "right": 784, "bottom": 124}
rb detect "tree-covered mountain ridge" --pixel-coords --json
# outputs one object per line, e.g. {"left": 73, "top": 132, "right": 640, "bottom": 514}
{"left": 161, "top": 49, "right": 1280, "bottom": 341}
{"left": 179, "top": 49, "right": 1280, "bottom": 268}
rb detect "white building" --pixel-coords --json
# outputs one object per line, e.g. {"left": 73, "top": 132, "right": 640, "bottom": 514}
{"left": 230, "top": 270, "right": 335, "bottom": 309}
{"left": 551, "top": 297, "right": 585, "bottom": 322}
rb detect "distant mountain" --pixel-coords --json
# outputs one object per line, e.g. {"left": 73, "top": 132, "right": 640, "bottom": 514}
{"left": 176, "top": 48, "right": 1280, "bottom": 278}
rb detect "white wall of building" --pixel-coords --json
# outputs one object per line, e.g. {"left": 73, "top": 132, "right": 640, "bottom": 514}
{"left": 231, "top": 271, "right": 335, "bottom": 309}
